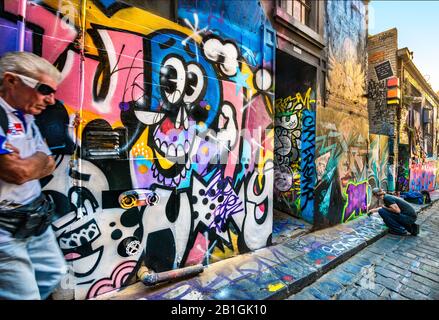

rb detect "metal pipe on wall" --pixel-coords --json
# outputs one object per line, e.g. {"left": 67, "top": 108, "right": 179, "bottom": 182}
{"left": 137, "top": 264, "right": 204, "bottom": 286}
{"left": 16, "top": 0, "right": 27, "bottom": 51}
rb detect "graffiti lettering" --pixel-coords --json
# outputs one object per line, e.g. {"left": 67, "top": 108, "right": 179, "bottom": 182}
{"left": 206, "top": 171, "right": 244, "bottom": 232}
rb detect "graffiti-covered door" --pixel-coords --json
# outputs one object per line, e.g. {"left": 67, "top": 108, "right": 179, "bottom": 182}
{"left": 274, "top": 50, "right": 316, "bottom": 224}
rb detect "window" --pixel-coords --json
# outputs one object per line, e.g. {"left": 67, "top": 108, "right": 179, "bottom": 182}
{"left": 279, "top": 0, "right": 312, "bottom": 27}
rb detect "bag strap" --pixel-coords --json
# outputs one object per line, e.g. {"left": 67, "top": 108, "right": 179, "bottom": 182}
{"left": 0, "top": 106, "right": 8, "bottom": 134}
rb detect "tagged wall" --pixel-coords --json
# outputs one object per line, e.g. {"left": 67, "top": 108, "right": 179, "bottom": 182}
{"left": 0, "top": 0, "right": 275, "bottom": 299}
{"left": 368, "top": 134, "right": 389, "bottom": 191}
{"left": 367, "top": 28, "right": 398, "bottom": 137}
{"left": 368, "top": 134, "right": 389, "bottom": 207}
{"left": 315, "top": 0, "right": 368, "bottom": 228}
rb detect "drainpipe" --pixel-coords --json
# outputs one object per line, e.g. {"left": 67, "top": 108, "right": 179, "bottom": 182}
{"left": 137, "top": 264, "right": 204, "bottom": 286}
{"left": 17, "top": 0, "right": 27, "bottom": 51}
{"left": 72, "top": 0, "right": 88, "bottom": 199}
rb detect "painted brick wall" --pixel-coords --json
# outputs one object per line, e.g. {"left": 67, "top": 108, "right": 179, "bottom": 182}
{"left": 314, "top": 0, "right": 369, "bottom": 228}
{"left": 367, "top": 28, "right": 398, "bottom": 137}
{"left": 0, "top": 0, "right": 275, "bottom": 299}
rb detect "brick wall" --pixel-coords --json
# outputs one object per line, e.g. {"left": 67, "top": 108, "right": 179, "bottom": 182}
{"left": 367, "top": 28, "right": 398, "bottom": 137}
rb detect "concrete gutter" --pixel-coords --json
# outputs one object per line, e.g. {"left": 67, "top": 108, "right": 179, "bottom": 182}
{"left": 94, "top": 191, "right": 439, "bottom": 300}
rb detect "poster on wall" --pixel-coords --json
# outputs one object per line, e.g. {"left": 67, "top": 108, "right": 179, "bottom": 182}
{"left": 375, "top": 60, "right": 394, "bottom": 81}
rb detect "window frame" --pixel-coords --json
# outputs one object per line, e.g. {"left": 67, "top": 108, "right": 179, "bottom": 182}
{"left": 277, "top": 0, "right": 316, "bottom": 30}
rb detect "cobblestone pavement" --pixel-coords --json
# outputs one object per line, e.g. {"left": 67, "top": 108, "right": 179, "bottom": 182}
{"left": 288, "top": 201, "right": 439, "bottom": 300}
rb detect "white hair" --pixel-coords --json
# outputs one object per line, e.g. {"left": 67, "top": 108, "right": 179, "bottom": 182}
{"left": 0, "top": 51, "right": 62, "bottom": 86}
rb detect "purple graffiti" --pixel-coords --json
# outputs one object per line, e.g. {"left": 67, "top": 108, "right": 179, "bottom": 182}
{"left": 344, "top": 182, "right": 367, "bottom": 222}
{"left": 206, "top": 171, "right": 244, "bottom": 232}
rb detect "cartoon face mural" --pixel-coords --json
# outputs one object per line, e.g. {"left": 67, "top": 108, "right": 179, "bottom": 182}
{"left": 138, "top": 32, "right": 222, "bottom": 185}
{"left": 132, "top": 32, "right": 242, "bottom": 190}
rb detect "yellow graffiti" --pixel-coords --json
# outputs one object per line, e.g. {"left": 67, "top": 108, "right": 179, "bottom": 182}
{"left": 210, "top": 232, "right": 239, "bottom": 262}
{"left": 264, "top": 94, "right": 274, "bottom": 116}
{"left": 131, "top": 128, "right": 153, "bottom": 160}
{"left": 256, "top": 129, "right": 274, "bottom": 186}
{"left": 267, "top": 283, "right": 286, "bottom": 292}
{"left": 275, "top": 88, "right": 315, "bottom": 113}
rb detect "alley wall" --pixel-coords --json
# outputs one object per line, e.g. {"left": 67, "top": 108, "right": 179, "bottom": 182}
{"left": 0, "top": 0, "right": 275, "bottom": 299}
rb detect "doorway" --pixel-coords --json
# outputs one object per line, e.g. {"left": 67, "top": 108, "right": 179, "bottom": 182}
{"left": 272, "top": 49, "right": 317, "bottom": 241}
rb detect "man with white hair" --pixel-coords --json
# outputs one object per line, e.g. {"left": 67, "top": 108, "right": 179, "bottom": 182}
{"left": 0, "top": 51, "right": 66, "bottom": 299}
{"left": 368, "top": 187, "right": 420, "bottom": 236}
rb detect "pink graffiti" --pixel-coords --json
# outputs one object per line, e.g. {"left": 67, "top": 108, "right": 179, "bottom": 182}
{"left": 86, "top": 261, "right": 137, "bottom": 299}
{"left": 5, "top": 2, "right": 145, "bottom": 124}
{"left": 410, "top": 161, "right": 437, "bottom": 191}
{"left": 5, "top": 1, "right": 77, "bottom": 63}
{"left": 56, "top": 30, "right": 145, "bottom": 123}
{"left": 185, "top": 232, "right": 208, "bottom": 266}
{"left": 223, "top": 81, "right": 244, "bottom": 178}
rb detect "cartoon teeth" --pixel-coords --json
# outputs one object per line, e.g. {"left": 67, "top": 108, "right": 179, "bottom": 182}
{"left": 134, "top": 110, "right": 165, "bottom": 125}
{"left": 59, "top": 222, "right": 100, "bottom": 249}
{"left": 154, "top": 139, "right": 191, "bottom": 158}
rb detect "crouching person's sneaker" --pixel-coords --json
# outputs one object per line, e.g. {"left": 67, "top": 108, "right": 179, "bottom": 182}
{"left": 410, "top": 223, "right": 420, "bottom": 236}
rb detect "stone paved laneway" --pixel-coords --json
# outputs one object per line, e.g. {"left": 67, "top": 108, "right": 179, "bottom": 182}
{"left": 288, "top": 201, "right": 439, "bottom": 300}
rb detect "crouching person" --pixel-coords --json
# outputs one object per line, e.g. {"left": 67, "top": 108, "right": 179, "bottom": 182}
{"left": 369, "top": 187, "right": 420, "bottom": 236}
{"left": 0, "top": 52, "right": 67, "bottom": 300}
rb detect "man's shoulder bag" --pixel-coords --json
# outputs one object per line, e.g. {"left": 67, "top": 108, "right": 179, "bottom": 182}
{"left": 0, "top": 193, "right": 55, "bottom": 239}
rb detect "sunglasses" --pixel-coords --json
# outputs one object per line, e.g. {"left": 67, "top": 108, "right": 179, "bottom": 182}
{"left": 9, "top": 72, "right": 56, "bottom": 96}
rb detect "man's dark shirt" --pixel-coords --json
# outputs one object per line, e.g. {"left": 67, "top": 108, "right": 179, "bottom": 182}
{"left": 383, "top": 194, "right": 417, "bottom": 218}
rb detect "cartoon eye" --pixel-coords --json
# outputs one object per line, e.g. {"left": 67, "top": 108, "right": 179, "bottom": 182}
{"left": 160, "top": 57, "right": 186, "bottom": 104}
{"left": 184, "top": 63, "right": 205, "bottom": 104}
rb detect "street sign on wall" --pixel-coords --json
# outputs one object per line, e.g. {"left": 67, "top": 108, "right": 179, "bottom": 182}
{"left": 375, "top": 60, "right": 394, "bottom": 81}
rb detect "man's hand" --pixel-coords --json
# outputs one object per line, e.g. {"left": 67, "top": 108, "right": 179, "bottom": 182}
{"left": 367, "top": 207, "right": 381, "bottom": 216}
{"left": 5, "top": 142, "right": 20, "bottom": 159}
{"left": 41, "top": 155, "right": 56, "bottom": 177}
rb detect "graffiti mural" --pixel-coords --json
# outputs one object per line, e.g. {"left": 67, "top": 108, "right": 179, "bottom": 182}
{"left": 300, "top": 108, "right": 316, "bottom": 222}
{"left": 396, "top": 144, "right": 410, "bottom": 192}
{"left": 315, "top": 113, "right": 369, "bottom": 226}
{"left": 315, "top": 0, "right": 368, "bottom": 228}
{"left": 409, "top": 160, "right": 437, "bottom": 192}
{"left": 342, "top": 180, "right": 367, "bottom": 222}
{"left": 274, "top": 89, "right": 316, "bottom": 222}
{"left": 0, "top": 0, "right": 275, "bottom": 299}
{"left": 368, "top": 134, "right": 389, "bottom": 190}
{"left": 325, "top": 0, "right": 367, "bottom": 106}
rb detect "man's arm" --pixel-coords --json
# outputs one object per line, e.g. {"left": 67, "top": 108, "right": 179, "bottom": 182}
{"left": 384, "top": 203, "right": 401, "bottom": 214}
{"left": 0, "top": 151, "right": 55, "bottom": 185}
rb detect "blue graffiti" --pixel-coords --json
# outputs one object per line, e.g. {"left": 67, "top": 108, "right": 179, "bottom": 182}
{"left": 300, "top": 109, "right": 316, "bottom": 223}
